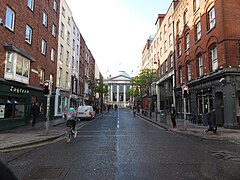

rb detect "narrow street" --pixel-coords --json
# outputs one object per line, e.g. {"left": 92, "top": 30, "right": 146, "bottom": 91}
{"left": 1, "top": 108, "right": 240, "bottom": 180}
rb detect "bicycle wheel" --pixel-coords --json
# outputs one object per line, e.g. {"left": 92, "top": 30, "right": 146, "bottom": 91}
{"left": 66, "top": 131, "right": 71, "bottom": 143}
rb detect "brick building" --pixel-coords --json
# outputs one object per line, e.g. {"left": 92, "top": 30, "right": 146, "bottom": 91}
{"left": 173, "top": 0, "right": 240, "bottom": 128}
{"left": 0, "top": 0, "right": 60, "bottom": 130}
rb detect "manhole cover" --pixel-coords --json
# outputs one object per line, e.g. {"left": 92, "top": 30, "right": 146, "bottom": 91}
{"left": 27, "top": 167, "right": 68, "bottom": 179}
{"left": 212, "top": 151, "right": 240, "bottom": 161}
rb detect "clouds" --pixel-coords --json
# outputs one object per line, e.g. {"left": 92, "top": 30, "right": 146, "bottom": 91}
{"left": 66, "top": 0, "right": 171, "bottom": 77}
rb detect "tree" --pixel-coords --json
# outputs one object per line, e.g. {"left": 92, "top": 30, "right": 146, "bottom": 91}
{"left": 131, "top": 68, "right": 158, "bottom": 97}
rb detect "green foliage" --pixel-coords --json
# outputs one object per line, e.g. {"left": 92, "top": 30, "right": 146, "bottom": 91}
{"left": 131, "top": 68, "right": 158, "bottom": 98}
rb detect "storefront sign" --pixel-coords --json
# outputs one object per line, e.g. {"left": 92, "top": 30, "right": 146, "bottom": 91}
{"left": 0, "top": 105, "right": 5, "bottom": 118}
{"left": 9, "top": 86, "right": 29, "bottom": 94}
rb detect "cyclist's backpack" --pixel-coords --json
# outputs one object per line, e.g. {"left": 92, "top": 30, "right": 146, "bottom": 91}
{"left": 66, "top": 112, "right": 75, "bottom": 120}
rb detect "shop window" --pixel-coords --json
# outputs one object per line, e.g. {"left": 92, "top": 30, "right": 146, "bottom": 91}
{"left": 3, "top": 96, "right": 26, "bottom": 119}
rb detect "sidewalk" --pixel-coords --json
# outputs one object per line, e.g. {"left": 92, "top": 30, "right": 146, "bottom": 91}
{"left": 138, "top": 112, "right": 240, "bottom": 145}
{"left": 0, "top": 118, "right": 88, "bottom": 151}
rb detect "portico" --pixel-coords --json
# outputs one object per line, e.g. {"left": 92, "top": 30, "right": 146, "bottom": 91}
{"left": 104, "top": 71, "right": 131, "bottom": 107}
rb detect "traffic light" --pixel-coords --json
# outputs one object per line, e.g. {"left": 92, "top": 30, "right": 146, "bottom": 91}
{"left": 43, "top": 81, "right": 50, "bottom": 95}
{"left": 183, "top": 86, "right": 189, "bottom": 98}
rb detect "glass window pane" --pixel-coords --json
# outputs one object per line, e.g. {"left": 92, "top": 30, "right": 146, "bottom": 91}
{"left": 23, "top": 58, "right": 29, "bottom": 77}
{"left": 14, "top": 105, "right": 25, "bottom": 118}
{"left": 5, "top": 7, "right": 15, "bottom": 30}
{"left": 16, "top": 55, "right": 23, "bottom": 75}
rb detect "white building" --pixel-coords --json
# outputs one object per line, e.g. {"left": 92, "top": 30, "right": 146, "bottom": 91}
{"left": 70, "top": 19, "right": 80, "bottom": 108}
{"left": 55, "top": 0, "right": 73, "bottom": 117}
{"left": 104, "top": 71, "right": 131, "bottom": 107}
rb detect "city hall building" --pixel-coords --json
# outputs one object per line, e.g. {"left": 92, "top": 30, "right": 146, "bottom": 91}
{"left": 104, "top": 71, "right": 131, "bottom": 107}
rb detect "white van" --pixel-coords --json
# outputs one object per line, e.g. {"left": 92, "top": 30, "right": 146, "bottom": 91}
{"left": 77, "top": 106, "right": 95, "bottom": 120}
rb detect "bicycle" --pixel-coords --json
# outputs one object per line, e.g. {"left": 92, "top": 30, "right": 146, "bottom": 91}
{"left": 65, "top": 124, "right": 77, "bottom": 143}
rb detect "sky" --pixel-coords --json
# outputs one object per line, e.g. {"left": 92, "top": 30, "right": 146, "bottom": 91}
{"left": 66, "top": 0, "right": 172, "bottom": 78}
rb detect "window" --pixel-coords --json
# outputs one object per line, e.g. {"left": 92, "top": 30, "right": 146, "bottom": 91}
{"left": 165, "top": 60, "right": 168, "bottom": 72}
{"left": 185, "top": 33, "right": 190, "bottom": 50}
{"left": 65, "top": 72, "right": 69, "bottom": 89}
{"left": 42, "top": 12, "right": 48, "bottom": 27}
{"left": 27, "top": 0, "right": 34, "bottom": 10}
{"left": 51, "top": 48, "right": 55, "bottom": 62}
{"left": 67, "top": 31, "right": 70, "bottom": 45}
{"left": 179, "top": 67, "right": 183, "bottom": 84}
{"left": 40, "top": 68, "right": 45, "bottom": 83}
{"left": 62, "top": 7, "right": 65, "bottom": 17}
{"left": 195, "top": 21, "right": 201, "bottom": 41}
{"left": 53, "top": 0, "right": 57, "bottom": 12}
{"left": 211, "top": 46, "right": 218, "bottom": 71}
{"left": 160, "top": 32, "right": 162, "bottom": 41}
{"left": 170, "top": 54, "right": 173, "bottom": 68}
{"left": 68, "top": 17, "right": 71, "bottom": 25}
{"left": 77, "top": 45, "right": 79, "bottom": 55}
{"left": 176, "top": 21, "right": 180, "bottom": 33}
{"left": 16, "top": 55, "right": 29, "bottom": 78}
{"left": 161, "top": 65, "right": 164, "bottom": 75}
{"left": 58, "top": 68, "right": 62, "bottom": 87}
{"left": 72, "top": 56, "right": 74, "bottom": 69}
{"left": 66, "top": 51, "right": 69, "bottom": 66}
{"left": 178, "top": 41, "right": 182, "bottom": 56}
{"left": 193, "top": 0, "right": 200, "bottom": 12}
{"left": 60, "top": 23, "right": 65, "bottom": 39}
{"left": 208, "top": 7, "right": 216, "bottom": 30}
{"left": 164, "top": 41, "right": 167, "bottom": 52}
{"left": 160, "top": 48, "right": 162, "bottom": 57}
{"left": 169, "top": 33, "right": 173, "bottom": 46}
{"left": 5, "top": 6, "right": 15, "bottom": 31}
{"left": 184, "top": 10, "right": 188, "bottom": 25}
{"left": 164, "top": 24, "right": 166, "bottom": 34}
{"left": 25, "top": 25, "right": 32, "bottom": 44}
{"left": 187, "top": 63, "right": 191, "bottom": 81}
{"left": 52, "top": 24, "right": 56, "bottom": 37}
{"left": 60, "top": 44, "right": 63, "bottom": 62}
{"left": 168, "top": 16, "right": 172, "bottom": 26}
{"left": 73, "top": 26, "right": 76, "bottom": 34}
{"left": 5, "top": 51, "right": 30, "bottom": 84}
{"left": 197, "top": 54, "right": 203, "bottom": 76}
{"left": 72, "top": 39, "right": 75, "bottom": 51}
{"left": 41, "top": 39, "right": 46, "bottom": 55}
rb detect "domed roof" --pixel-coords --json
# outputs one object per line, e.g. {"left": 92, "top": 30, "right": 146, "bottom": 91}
{"left": 119, "top": 71, "right": 130, "bottom": 78}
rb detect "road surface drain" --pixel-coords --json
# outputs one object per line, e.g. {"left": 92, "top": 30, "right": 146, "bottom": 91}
{"left": 211, "top": 151, "right": 240, "bottom": 161}
{"left": 28, "top": 167, "right": 67, "bottom": 179}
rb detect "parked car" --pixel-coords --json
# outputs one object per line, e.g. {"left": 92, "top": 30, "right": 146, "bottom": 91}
{"left": 77, "top": 105, "right": 95, "bottom": 120}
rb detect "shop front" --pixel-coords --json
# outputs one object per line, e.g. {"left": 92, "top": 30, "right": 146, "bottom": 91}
{"left": 0, "top": 80, "right": 46, "bottom": 131}
{"left": 175, "top": 69, "right": 240, "bottom": 129}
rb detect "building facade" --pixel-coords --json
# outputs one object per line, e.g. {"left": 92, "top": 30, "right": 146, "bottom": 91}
{"left": 173, "top": 0, "right": 240, "bottom": 128}
{"left": 54, "top": 0, "right": 72, "bottom": 117}
{"left": 0, "top": 0, "right": 60, "bottom": 130}
{"left": 104, "top": 71, "right": 131, "bottom": 107}
{"left": 70, "top": 19, "right": 81, "bottom": 109}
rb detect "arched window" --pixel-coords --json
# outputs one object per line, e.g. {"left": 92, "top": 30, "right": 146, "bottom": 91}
{"left": 197, "top": 53, "right": 203, "bottom": 77}
{"left": 210, "top": 46, "right": 218, "bottom": 71}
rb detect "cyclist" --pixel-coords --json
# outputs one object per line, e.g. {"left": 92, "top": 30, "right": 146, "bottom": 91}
{"left": 66, "top": 107, "right": 78, "bottom": 136}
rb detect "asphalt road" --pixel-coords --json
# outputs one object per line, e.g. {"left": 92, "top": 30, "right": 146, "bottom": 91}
{"left": 1, "top": 108, "right": 240, "bottom": 180}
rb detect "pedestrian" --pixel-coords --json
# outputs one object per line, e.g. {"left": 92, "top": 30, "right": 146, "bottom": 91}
{"left": 31, "top": 102, "right": 39, "bottom": 127}
{"left": 114, "top": 104, "right": 118, "bottom": 111}
{"left": 170, "top": 104, "right": 176, "bottom": 128}
{"left": 205, "top": 108, "right": 217, "bottom": 134}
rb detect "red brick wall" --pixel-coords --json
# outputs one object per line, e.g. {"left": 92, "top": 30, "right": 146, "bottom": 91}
{"left": 175, "top": 0, "right": 240, "bottom": 86}
{"left": 0, "top": 0, "right": 60, "bottom": 91}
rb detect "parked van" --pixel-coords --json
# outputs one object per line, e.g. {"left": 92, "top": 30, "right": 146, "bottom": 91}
{"left": 77, "top": 106, "right": 95, "bottom": 120}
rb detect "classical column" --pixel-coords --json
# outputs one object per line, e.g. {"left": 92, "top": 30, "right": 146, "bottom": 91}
{"left": 110, "top": 84, "right": 113, "bottom": 102}
{"left": 124, "top": 84, "right": 126, "bottom": 103}
{"left": 117, "top": 84, "right": 119, "bottom": 102}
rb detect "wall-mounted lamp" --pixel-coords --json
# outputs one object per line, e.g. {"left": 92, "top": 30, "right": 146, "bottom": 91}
{"left": 0, "top": 18, "right": 4, "bottom": 27}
